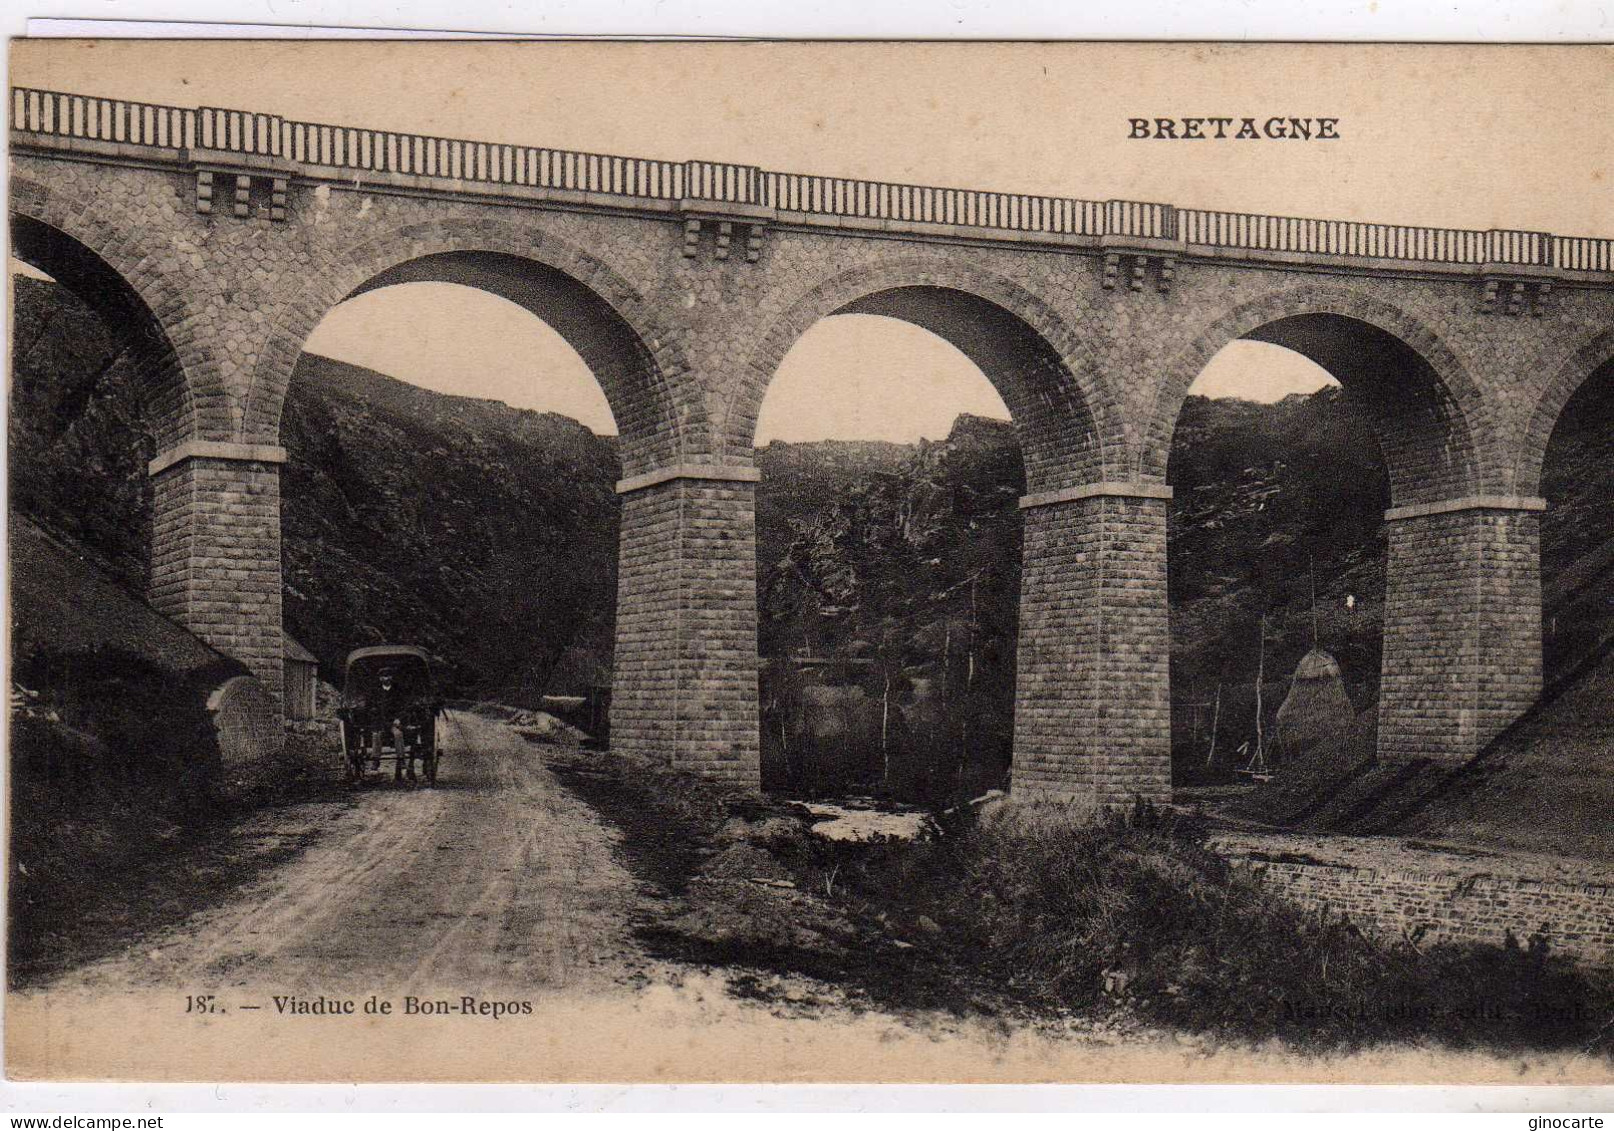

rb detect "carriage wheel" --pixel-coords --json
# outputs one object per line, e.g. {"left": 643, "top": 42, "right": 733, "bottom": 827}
{"left": 392, "top": 721, "right": 414, "bottom": 784}
{"left": 421, "top": 722, "right": 439, "bottom": 787}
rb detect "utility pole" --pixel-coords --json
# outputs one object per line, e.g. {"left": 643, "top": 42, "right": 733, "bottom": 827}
{"left": 1253, "top": 614, "right": 1268, "bottom": 773}
{"left": 1310, "top": 557, "right": 1319, "bottom": 650}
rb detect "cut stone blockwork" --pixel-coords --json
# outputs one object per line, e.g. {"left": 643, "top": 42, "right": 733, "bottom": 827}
{"left": 150, "top": 446, "right": 286, "bottom": 710}
{"left": 1222, "top": 842, "right": 1614, "bottom": 970}
{"left": 208, "top": 674, "right": 282, "bottom": 769}
{"left": 1012, "top": 485, "right": 1173, "bottom": 808}
{"left": 10, "top": 86, "right": 1614, "bottom": 803}
{"left": 1379, "top": 497, "right": 1545, "bottom": 763}
{"left": 612, "top": 467, "right": 762, "bottom": 787}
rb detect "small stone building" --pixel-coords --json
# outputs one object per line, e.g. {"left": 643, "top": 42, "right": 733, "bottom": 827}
{"left": 283, "top": 633, "right": 320, "bottom": 721}
{"left": 9, "top": 515, "right": 284, "bottom": 780}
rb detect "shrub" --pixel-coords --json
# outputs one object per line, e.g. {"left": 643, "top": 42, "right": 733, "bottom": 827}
{"left": 546, "top": 745, "right": 1614, "bottom": 1055}
{"left": 803, "top": 798, "right": 1613, "bottom": 1053}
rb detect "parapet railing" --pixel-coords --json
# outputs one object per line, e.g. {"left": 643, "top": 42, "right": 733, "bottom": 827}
{"left": 12, "top": 86, "right": 1613, "bottom": 274}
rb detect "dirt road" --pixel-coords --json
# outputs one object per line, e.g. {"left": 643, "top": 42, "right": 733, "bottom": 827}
{"left": 44, "top": 711, "right": 656, "bottom": 998}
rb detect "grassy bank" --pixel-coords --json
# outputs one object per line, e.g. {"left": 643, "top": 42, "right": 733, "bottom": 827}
{"left": 544, "top": 742, "right": 1614, "bottom": 1056}
{"left": 7, "top": 728, "right": 346, "bottom": 989}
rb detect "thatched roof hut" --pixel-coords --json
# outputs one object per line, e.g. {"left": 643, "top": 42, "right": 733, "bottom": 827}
{"left": 1272, "top": 648, "right": 1356, "bottom": 767}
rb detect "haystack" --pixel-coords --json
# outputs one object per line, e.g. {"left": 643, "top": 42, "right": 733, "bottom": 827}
{"left": 1271, "top": 649, "right": 1356, "bottom": 767}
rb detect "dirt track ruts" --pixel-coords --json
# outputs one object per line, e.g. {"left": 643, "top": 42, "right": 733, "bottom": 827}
{"left": 43, "top": 712, "right": 657, "bottom": 997}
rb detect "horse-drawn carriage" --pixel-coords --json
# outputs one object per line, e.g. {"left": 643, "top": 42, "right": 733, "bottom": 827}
{"left": 336, "top": 645, "right": 443, "bottom": 786}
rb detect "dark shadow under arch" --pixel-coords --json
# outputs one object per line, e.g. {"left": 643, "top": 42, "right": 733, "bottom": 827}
{"left": 1163, "top": 345, "right": 1393, "bottom": 786}
{"left": 1517, "top": 330, "right": 1614, "bottom": 497}
{"left": 1537, "top": 355, "right": 1614, "bottom": 680}
{"left": 10, "top": 213, "right": 194, "bottom": 453}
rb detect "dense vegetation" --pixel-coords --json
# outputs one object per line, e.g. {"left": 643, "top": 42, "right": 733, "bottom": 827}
{"left": 9, "top": 274, "right": 153, "bottom": 583}
{"left": 754, "top": 418, "right": 1025, "bottom": 800}
{"left": 551, "top": 742, "right": 1614, "bottom": 1056}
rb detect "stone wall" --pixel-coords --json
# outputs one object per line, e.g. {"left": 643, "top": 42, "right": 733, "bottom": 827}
{"left": 1231, "top": 853, "right": 1614, "bottom": 970}
{"left": 207, "top": 674, "right": 282, "bottom": 771}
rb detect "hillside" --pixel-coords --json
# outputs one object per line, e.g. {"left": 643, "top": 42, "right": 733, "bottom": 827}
{"left": 280, "top": 353, "right": 621, "bottom": 699}
{"left": 1295, "top": 369, "right": 1614, "bottom": 860}
{"left": 1537, "top": 366, "right": 1614, "bottom": 681}
{"left": 754, "top": 415, "right": 1027, "bottom": 797}
{"left": 9, "top": 275, "right": 152, "bottom": 586}
{"left": 752, "top": 393, "right": 1402, "bottom": 795}
{"left": 1166, "top": 389, "right": 1390, "bottom": 773}
{"left": 1386, "top": 644, "right": 1614, "bottom": 861}
{"left": 10, "top": 275, "right": 623, "bottom": 703}
{"left": 10, "top": 513, "right": 242, "bottom": 688}
{"left": 9, "top": 512, "right": 245, "bottom": 802}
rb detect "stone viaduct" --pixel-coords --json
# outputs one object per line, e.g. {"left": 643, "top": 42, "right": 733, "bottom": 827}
{"left": 10, "top": 88, "right": 1614, "bottom": 807}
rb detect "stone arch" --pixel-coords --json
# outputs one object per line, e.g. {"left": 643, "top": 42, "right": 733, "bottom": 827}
{"left": 1514, "top": 326, "right": 1614, "bottom": 497}
{"left": 242, "top": 217, "right": 703, "bottom": 476}
{"left": 1145, "top": 284, "right": 1489, "bottom": 506}
{"left": 8, "top": 175, "right": 230, "bottom": 450}
{"left": 730, "top": 257, "right": 1126, "bottom": 493}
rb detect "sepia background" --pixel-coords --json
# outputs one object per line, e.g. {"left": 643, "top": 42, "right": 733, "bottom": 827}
{"left": 11, "top": 41, "right": 1612, "bottom": 440}
{"left": 6, "top": 39, "right": 1614, "bottom": 1086}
